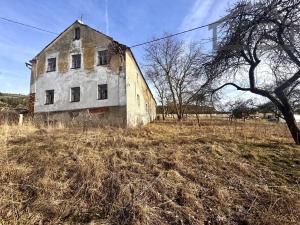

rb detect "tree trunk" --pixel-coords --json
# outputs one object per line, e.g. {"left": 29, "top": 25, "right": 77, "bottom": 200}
{"left": 196, "top": 113, "right": 201, "bottom": 127}
{"left": 274, "top": 91, "right": 300, "bottom": 145}
{"left": 161, "top": 103, "right": 166, "bottom": 121}
{"left": 177, "top": 114, "right": 182, "bottom": 121}
{"left": 282, "top": 109, "right": 300, "bottom": 144}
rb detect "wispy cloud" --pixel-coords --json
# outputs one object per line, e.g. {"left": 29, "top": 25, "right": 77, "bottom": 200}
{"left": 179, "top": 0, "right": 236, "bottom": 43}
{"left": 105, "top": 0, "right": 110, "bottom": 35}
{"left": 179, "top": 0, "right": 216, "bottom": 41}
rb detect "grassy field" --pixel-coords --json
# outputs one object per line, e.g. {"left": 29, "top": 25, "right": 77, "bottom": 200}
{"left": 0, "top": 118, "right": 299, "bottom": 224}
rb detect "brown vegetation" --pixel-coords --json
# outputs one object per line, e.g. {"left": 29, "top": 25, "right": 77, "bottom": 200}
{"left": 0, "top": 119, "right": 299, "bottom": 224}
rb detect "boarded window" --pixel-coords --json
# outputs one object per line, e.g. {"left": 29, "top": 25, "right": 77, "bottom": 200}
{"left": 72, "top": 54, "right": 81, "bottom": 69}
{"left": 75, "top": 27, "right": 80, "bottom": 40}
{"left": 98, "top": 50, "right": 108, "bottom": 65}
{"left": 71, "top": 87, "right": 80, "bottom": 102}
{"left": 47, "top": 58, "right": 56, "bottom": 72}
{"left": 45, "top": 90, "right": 54, "bottom": 105}
{"left": 98, "top": 84, "right": 108, "bottom": 100}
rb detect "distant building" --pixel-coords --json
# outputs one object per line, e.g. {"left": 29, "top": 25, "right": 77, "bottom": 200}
{"left": 28, "top": 20, "right": 156, "bottom": 126}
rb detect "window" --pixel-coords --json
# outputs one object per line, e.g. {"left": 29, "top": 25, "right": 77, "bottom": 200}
{"left": 45, "top": 90, "right": 54, "bottom": 105}
{"left": 47, "top": 58, "right": 56, "bottom": 72}
{"left": 98, "top": 50, "right": 108, "bottom": 65}
{"left": 72, "top": 54, "right": 81, "bottom": 69}
{"left": 71, "top": 87, "right": 80, "bottom": 102}
{"left": 98, "top": 84, "right": 108, "bottom": 100}
{"left": 137, "top": 94, "right": 140, "bottom": 107}
{"left": 74, "top": 27, "right": 80, "bottom": 40}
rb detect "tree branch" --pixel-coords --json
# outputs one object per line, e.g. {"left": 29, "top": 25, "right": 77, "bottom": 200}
{"left": 213, "top": 83, "right": 251, "bottom": 94}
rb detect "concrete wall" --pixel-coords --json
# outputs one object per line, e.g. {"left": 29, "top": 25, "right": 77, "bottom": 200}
{"left": 125, "top": 50, "right": 156, "bottom": 127}
{"left": 34, "top": 106, "right": 126, "bottom": 127}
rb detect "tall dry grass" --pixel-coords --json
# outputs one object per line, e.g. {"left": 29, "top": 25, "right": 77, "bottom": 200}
{"left": 0, "top": 118, "right": 299, "bottom": 224}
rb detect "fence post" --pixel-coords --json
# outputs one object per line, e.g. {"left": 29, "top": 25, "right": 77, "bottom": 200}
{"left": 19, "top": 114, "right": 23, "bottom": 126}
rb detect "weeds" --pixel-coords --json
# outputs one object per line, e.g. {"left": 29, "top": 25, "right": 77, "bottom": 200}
{"left": 0, "top": 119, "right": 299, "bottom": 224}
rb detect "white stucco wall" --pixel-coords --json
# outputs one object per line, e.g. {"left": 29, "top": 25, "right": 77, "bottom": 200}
{"left": 34, "top": 66, "right": 126, "bottom": 113}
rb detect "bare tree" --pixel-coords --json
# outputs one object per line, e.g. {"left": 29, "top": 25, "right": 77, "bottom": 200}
{"left": 145, "top": 64, "right": 169, "bottom": 120}
{"left": 191, "top": 92, "right": 212, "bottom": 126}
{"left": 210, "top": 0, "right": 300, "bottom": 144}
{"left": 145, "top": 36, "right": 213, "bottom": 120}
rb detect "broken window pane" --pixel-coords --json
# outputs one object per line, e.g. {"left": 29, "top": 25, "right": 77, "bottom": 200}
{"left": 71, "top": 87, "right": 80, "bottom": 102}
{"left": 98, "top": 50, "right": 108, "bottom": 65}
{"left": 75, "top": 27, "right": 80, "bottom": 40}
{"left": 47, "top": 58, "right": 56, "bottom": 72}
{"left": 72, "top": 54, "right": 81, "bottom": 69}
{"left": 45, "top": 90, "right": 54, "bottom": 105}
{"left": 98, "top": 84, "right": 108, "bottom": 100}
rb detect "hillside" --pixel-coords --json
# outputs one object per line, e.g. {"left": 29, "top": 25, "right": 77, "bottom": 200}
{"left": 0, "top": 119, "right": 299, "bottom": 224}
{"left": 0, "top": 92, "right": 28, "bottom": 109}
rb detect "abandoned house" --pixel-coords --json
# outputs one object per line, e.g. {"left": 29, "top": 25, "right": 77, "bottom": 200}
{"left": 28, "top": 20, "right": 156, "bottom": 126}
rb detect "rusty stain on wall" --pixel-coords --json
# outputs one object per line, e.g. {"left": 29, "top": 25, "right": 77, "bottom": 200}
{"left": 59, "top": 51, "right": 69, "bottom": 73}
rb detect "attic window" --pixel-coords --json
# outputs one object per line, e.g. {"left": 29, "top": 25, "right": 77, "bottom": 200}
{"left": 98, "top": 50, "right": 108, "bottom": 65}
{"left": 74, "top": 27, "right": 80, "bottom": 40}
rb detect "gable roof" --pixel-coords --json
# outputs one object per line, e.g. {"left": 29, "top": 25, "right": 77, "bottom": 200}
{"left": 30, "top": 20, "right": 118, "bottom": 62}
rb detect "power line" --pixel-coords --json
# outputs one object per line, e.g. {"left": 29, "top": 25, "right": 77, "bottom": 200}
{"left": 0, "top": 15, "right": 217, "bottom": 48}
{"left": 0, "top": 16, "right": 58, "bottom": 35}
{"left": 129, "top": 21, "right": 218, "bottom": 48}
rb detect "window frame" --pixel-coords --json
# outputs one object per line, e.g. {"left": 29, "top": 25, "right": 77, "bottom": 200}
{"left": 45, "top": 90, "right": 54, "bottom": 105}
{"left": 70, "top": 87, "right": 80, "bottom": 102}
{"left": 98, "top": 50, "right": 108, "bottom": 66}
{"left": 98, "top": 84, "right": 108, "bottom": 100}
{"left": 71, "top": 54, "right": 81, "bottom": 69}
{"left": 47, "top": 58, "right": 56, "bottom": 72}
{"left": 74, "top": 27, "right": 80, "bottom": 40}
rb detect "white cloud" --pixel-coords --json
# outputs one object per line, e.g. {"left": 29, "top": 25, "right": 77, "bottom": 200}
{"left": 179, "top": 0, "right": 216, "bottom": 41}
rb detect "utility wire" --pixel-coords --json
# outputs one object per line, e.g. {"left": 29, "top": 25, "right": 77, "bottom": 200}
{"left": 0, "top": 15, "right": 218, "bottom": 47}
{"left": 0, "top": 16, "right": 58, "bottom": 35}
{"left": 129, "top": 21, "right": 219, "bottom": 48}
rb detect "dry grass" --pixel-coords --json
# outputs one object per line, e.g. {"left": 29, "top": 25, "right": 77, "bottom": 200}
{"left": 0, "top": 118, "right": 299, "bottom": 224}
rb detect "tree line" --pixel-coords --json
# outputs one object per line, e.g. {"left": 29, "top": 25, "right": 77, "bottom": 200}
{"left": 144, "top": 0, "right": 300, "bottom": 145}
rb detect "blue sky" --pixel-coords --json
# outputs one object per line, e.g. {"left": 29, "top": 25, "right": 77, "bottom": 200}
{"left": 0, "top": 0, "right": 237, "bottom": 95}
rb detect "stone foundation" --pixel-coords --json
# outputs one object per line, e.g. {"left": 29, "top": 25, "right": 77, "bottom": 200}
{"left": 33, "top": 106, "right": 126, "bottom": 127}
